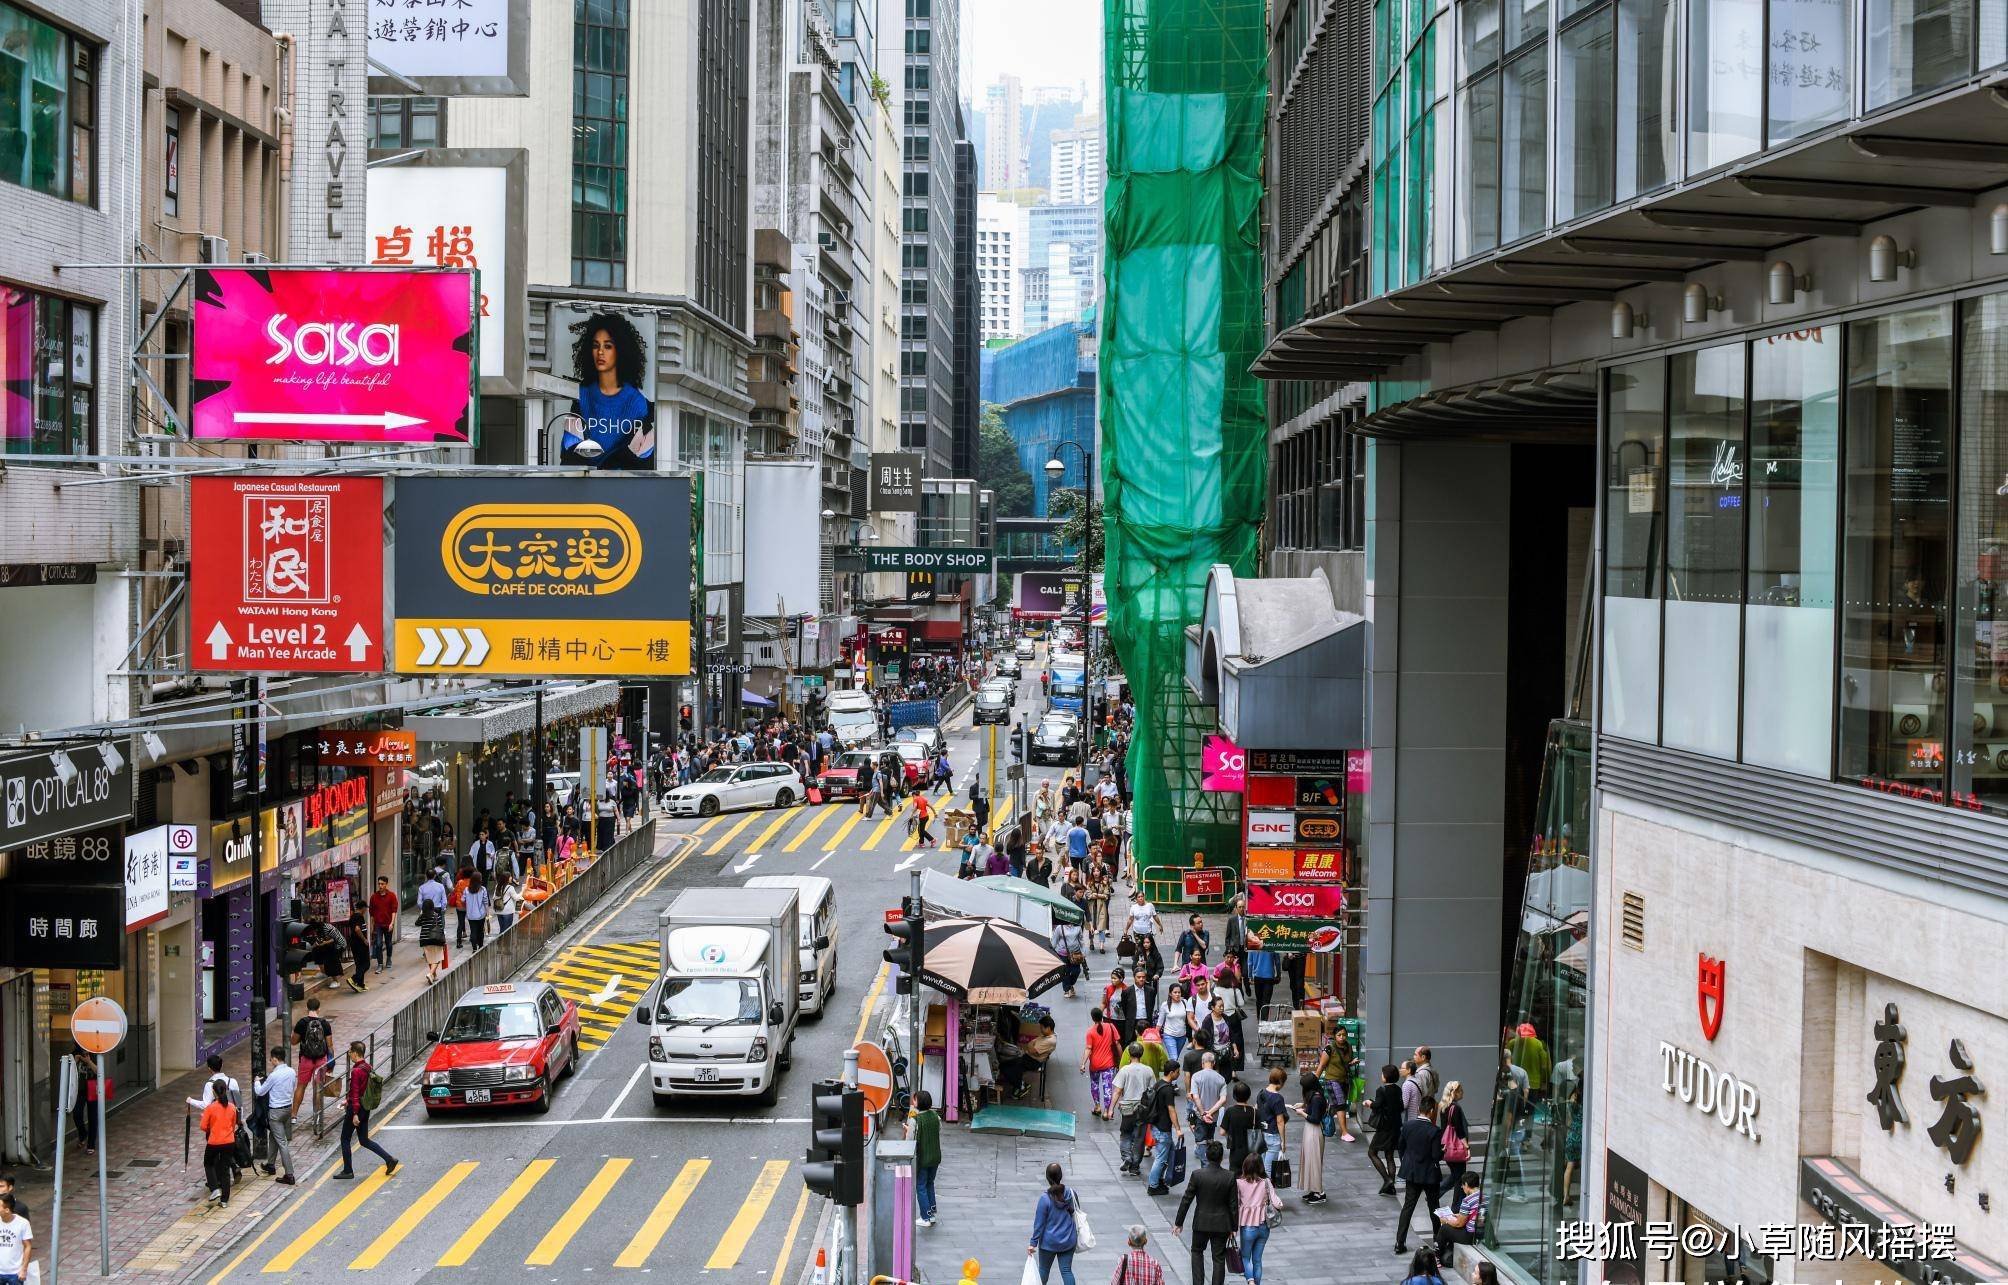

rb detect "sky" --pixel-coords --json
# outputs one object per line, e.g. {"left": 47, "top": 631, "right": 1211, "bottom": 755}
{"left": 963, "top": 0, "right": 1103, "bottom": 105}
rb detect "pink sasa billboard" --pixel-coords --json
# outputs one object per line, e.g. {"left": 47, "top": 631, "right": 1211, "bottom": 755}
{"left": 190, "top": 267, "right": 477, "bottom": 444}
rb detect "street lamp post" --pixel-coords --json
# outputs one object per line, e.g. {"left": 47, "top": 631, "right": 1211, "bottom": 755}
{"left": 1044, "top": 444, "right": 1096, "bottom": 775}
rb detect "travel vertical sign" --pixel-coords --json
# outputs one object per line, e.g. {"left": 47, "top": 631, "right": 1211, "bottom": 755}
{"left": 187, "top": 477, "right": 386, "bottom": 672}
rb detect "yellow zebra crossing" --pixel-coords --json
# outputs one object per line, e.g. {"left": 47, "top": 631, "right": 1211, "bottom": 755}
{"left": 533, "top": 939, "right": 657, "bottom": 1048}
{"left": 261, "top": 1151, "right": 803, "bottom": 1272}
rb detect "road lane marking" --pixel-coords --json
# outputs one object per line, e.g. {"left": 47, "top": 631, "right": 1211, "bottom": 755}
{"left": 746, "top": 806, "right": 802, "bottom": 854}
{"left": 526, "top": 1157, "right": 632, "bottom": 1265}
{"left": 855, "top": 961, "right": 889, "bottom": 1044}
{"left": 438, "top": 1157, "right": 554, "bottom": 1265}
{"left": 822, "top": 807, "right": 869, "bottom": 850}
{"left": 694, "top": 815, "right": 726, "bottom": 835}
{"left": 731, "top": 852, "right": 765, "bottom": 874}
{"left": 348, "top": 1160, "right": 477, "bottom": 1269}
{"left": 810, "top": 850, "right": 835, "bottom": 870}
{"left": 703, "top": 1159, "right": 790, "bottom": 1268}
{"left": 384, "top": 1115, "right": 808, "bottom": 1131}
{"left": 603, "top": 1061, "right": 649, "bottom": 1119}
{"left": 862, "top": 800, "right": 909, "bottom": 851}
{"left": 991, "top": 797, "right": 1015, "bottom": 833}
{"left": 705, "top": 811, "right": 761, "bottom": 855}
{"left": 261, "top": 1166, "right": 391, "bottom": 1273}
{"left": 613, "top": 1157, "right": 709, "bottom": 1268}
{"left": 770, "top": 1186, "right": 812, "bottom": 1284}
{"left": 783, "top": 805, "right": 837, "bottom": 851}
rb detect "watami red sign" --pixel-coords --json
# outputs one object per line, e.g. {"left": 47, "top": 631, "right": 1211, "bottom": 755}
{"left": 188, "top": 477, "right": 384, "bottom": 672}
{"left": 1247, "top": 883, "right": 1348, "bottom": 918}
{"left": 189, "top": 267, "right": 477, "bottom": 444}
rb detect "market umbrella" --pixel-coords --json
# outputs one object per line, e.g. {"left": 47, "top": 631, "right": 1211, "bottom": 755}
{"left": 972, "top": 875, "right": 1084, "bottom": 925}
{"left": 919, "top": 916, "right": 1066, "bottom": 1004}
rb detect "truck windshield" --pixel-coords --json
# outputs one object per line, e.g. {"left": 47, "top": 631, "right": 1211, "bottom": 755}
{"left": 440, "top": 1002, "right": 542, "bottom": 1042}
{"left": 655, "top": 977, "right": 763, "bottom": 1025}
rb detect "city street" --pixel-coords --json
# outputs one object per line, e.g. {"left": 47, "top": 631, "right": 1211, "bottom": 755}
{"left": 197, "top": 674, "right": 1056, "bottom": 1282}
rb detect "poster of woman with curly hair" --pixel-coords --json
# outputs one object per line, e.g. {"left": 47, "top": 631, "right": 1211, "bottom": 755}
{"left": 562, "top": 311, "right": 656, "bottom": 469}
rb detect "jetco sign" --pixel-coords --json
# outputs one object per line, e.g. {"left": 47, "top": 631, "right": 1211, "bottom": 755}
{"left": 188, "top": 477, "right": 385, "bottom": 672}
{"left": 0, "top": 746, "right": 133, "bottom": 851}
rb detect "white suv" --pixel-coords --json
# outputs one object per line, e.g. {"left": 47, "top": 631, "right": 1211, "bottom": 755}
{"left": 664, "top": 763, "right": 804, "bottom": 817}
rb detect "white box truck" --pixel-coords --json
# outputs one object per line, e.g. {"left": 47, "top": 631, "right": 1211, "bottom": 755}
{"left": 636, "top": 886, "right": 801, "bottom": 1106}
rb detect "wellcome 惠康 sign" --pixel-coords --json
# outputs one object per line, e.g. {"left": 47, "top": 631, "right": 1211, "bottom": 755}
{"left": 392, "top": 476, "right": 692, "bottom": 676}
{"left": 189, "top": 267, "right": 477, "bottom": 444}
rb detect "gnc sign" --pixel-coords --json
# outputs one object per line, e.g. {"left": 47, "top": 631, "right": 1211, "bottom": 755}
{"left": 1245, "top": 810, "right": 1295, "bottom": 844}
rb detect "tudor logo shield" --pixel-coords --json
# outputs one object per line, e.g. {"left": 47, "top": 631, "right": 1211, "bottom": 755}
{"left": 1697, "top": 952, "right": 1725, "bottom": 1041}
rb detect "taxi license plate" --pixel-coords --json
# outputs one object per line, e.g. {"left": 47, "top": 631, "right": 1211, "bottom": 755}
{"left": 464, "top": 1088, "right": 492, "bottom": 1103}
{"left": 695, "top": 1067, "right": 719, "bottom": 1083}
{"left": 428, "top": 1087, "right": 449, "bottom": 1098}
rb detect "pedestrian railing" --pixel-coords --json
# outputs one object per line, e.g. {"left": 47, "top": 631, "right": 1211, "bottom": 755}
{"left": 1139, "top": 864, "right": 1240, "bottom": 909}
{"left": 302, "top": 820, "right": 659, "bottom": 1138}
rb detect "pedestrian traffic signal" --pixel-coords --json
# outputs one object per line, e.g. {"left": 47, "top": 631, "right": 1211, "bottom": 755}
{"left": 883, "top": 907, "right": 924, "bottom": 997}
{"left": 280, "top": 918, "right": 313, "bottom": 975}
{"left": 802, "top": 1080, "right": 864, "bottom": 1206}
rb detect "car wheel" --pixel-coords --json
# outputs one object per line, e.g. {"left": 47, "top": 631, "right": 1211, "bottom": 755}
{"left": 533, "top": 1082, "right": 554, "bottom": 1113}
{"left": 425, "top": 1106, "right": 443, "bottom": 1119}
{"left": 652, "top": 1090, "right": 675, "bottom": 1109}
{"left": 560, "top": 1035, "right": 579, "bottom": 1078}
{"left": 774, "top": 788, "right": 795, "bottom": 808}
{"left": 698, "top": 795, "right": 720, "bottom": 817}
{"left": 756, "top": 1075, "right": 781, "bottom": 1108}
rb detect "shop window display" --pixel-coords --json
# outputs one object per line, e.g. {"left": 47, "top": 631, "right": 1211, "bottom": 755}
{"left": 1953, "top": 293, "right": 2008, "bottom": 813}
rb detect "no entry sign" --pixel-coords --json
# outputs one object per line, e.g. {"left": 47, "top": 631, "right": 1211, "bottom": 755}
{"left": 188, "top": 477, "right": 385, "bottom": 672}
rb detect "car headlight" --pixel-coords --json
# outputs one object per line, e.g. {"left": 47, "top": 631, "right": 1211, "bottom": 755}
{"left": 747, "top": 1037, "right": 769, "bottom": 1064}
{"left": 425, "top": 1071, "right": 449, "bottom": 1086}
{"left": 505, "top": 1065, "right": 532, "bottom": 1081}
{"left": 649, "top": 1037, "right": 667, "bottom": 1062}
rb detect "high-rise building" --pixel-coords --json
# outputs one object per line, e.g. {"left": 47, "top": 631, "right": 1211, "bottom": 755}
{"left": 1024, "top": 203, "right": 1099, "bottom": 333}
{"left": 951, "top": 137, "right": 979, "bottom": 477}
{"left": 893, "top": 0, "right": 961, "bottom": 474}
{"left": 976, "top": 194, "right": 1029, "bottom": 342}
{"left": 1049, "top": 114, "right": 1103, "bottom": 206}
{"left": 982, "top": 73, "right": 1025, "bottom": 191}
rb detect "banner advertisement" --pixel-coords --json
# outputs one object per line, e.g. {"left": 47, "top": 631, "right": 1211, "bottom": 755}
{"left": 863, "top": 547, "right": 995, "bottom": 574}
{"left": 1244, "top": 809, "right": 1295, "bottom": 845}
{"left": 189, "top": 477, "right": 385, "bottom": 673}
{"left": 1200, "top": 734, "right": 1245, "bottom": 792}
{"left": 123, "top": 826, "right": 171, "bottom": 930}
{"left": 1245, "top": 915, "right": 1344, "bottom": 955}
{"left": 869, "top": 452, "right": 924, "bottom": 512}
{"left": 1243, "top": 847, "right": 1346, "bottom": 883}
{"left": 189, "top": 267, "right": 477, "bottom": 444}
{"left": 0, "top": 745, "right": 133, "bottom": 852}
{"left": 313, "top": 729, "right": 418, "bottom": 768}
{"left": 1246, "top": 882, "right": 1348, "bottom": 918}
{"left": 367, "top": 0, "right": 529, "bottom": 96}
{"left": 392, "top": 476, "right": 693, "bottom": 676}
{"left": 367, "top": 156, "right": 522, "bottom": 387}
{"left": 1014, "top": 571, "right": 1067, "bottom": 618}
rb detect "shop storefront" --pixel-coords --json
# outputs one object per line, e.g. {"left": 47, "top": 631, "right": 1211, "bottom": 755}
{"left": 1589, "top": 798, "right": 2008, "bottom": 1284}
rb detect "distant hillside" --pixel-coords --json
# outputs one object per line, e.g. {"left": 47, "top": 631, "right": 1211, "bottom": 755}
{"left": 969, "top": 97, "right": 1086, "bottom": 191}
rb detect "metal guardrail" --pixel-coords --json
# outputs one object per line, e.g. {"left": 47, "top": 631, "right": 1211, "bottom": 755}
{"left": 1140, "top": 865, "right": 1241, "bottom": 908}
{"left": 302, "top": 819, "right": 659, "bottom": 1137}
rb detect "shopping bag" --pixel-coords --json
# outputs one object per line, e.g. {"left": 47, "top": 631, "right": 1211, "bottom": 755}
{"left": 1226, "top": 1240, "right": 1244, "bottom": 1274}
{"left": 1271, "top": 1156, "right": 1292, "bottom": 1190}
{"left": 1169, "top": 1139, "right": 1188, "bottom": 1186}
{"left": 1021, "top": 1255, "right": 1044, "bottom": 1285}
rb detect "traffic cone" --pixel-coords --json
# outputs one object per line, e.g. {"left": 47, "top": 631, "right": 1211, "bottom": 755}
{"left": 811, "top": 1247, "right": 828, "bottom": 1285}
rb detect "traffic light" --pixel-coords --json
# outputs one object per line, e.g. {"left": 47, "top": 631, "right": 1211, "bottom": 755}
{"left": 802, "top": 1080, "right": 864, "bottom": 1205}
{"left": 883, "top": 900, "right": 924, "bottom": 996}
{"left": 280, "top": 918, "right": 313, "bottom": 975}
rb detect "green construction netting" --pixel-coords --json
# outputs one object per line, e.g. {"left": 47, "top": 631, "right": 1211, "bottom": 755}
{"left": 1101, "top": 0, "right": 1268, "bottom": 896}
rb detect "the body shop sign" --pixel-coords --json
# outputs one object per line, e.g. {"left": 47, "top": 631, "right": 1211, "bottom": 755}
{"left": 189, "top": 267, "right": 477, "bottom": 444}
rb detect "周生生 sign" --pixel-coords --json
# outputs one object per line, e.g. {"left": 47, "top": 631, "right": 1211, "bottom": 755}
{"left": 392, "top": 476, "right": 693, "bottom": 676}
{"left": 189, "top": 267, "right": 477, "bottom": 444}
{"left": 870, "top": 452, "right": 924, "bottom": 512}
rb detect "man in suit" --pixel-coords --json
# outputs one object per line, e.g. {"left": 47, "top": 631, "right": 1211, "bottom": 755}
{"left": 1173, "top": 1140, "right": 1237, "bottom": 1285}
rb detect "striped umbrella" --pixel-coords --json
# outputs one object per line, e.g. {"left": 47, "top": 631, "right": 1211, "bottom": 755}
{"left": 918, "top": 916, "right": 1067, "bottom": 1004}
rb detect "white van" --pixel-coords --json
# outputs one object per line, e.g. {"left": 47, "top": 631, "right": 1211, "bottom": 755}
{"left": 744, "top": 875, "right": 838, "bottom": 1016}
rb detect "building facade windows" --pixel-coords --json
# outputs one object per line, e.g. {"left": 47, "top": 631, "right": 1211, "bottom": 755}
{"left": 0, "top": 1, "right": 94, "bottom": 205}
{"left": 1865, "top": 0, "right": 1976, "bottom": 107}
{"left": 572, "top": 0, "right": 630, "bottom": 289}
{"left": 1602, "top": 359, "right": 1666, "bottom": 743}
{"left": 368, "top": 96, "right": 445, "bottom": 151}
{"left": 2, "top": 284, "right": 95, "bottom": 457}
{"left": 1662, "top": 344, "right": 1745, "bottom": 757}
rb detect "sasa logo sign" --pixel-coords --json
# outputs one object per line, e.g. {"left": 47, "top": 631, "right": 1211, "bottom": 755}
{"left": 265, "top": 315, "right": 401, "bottom": 367}
{"left": 1270, "top": 889, "right": 1319, "bottom": 910}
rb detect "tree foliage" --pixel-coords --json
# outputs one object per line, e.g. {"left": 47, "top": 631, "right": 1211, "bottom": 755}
{"left": 1048, "top": 486, "right": 1103, "bottom": 575}
{"left": 977, "top": 403, "right": 1036, "bottom": 519}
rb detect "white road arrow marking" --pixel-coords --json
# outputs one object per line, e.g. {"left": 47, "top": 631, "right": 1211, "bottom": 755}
{"left": 415, "top": 627, "right": 443, "bottom": 666}
{"left": 731, "top": 852, "right": 763, "bottom": 874}
{"left": 895, "top": 852, "right": 928, "bottom": 872}
{"left": 586, "top": 974, "right": 625, "bottom": 1007}
{"left": 463, "top": 627, "right": 490, "bottom": 666}
{"left": 206, "top": 622, "right": 232, "bottom": 660}
{"left": 232, "top": 410, "right": 427, "bottom": 431}
{"left": 438, "top": 628, "right": 468, "bottom": 667}
{"left": 344, "top": 623, "right": 371, "bottom": 662}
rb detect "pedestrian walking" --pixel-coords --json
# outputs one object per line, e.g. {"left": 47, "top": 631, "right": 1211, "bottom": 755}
{"left": 464, "top": 872, "right": 492, "bottom": 951}
{"left": 0, "top": 1193, "right": 30, "bottom": 1285}
{"left": 294, "top": 999, "right": 335, "bottom": 1101}
{"left": 343, "top": 913, "right": 370, "bottom": 992}
{"left": 1290, "top": 1069, "right": 1330, "bottom": 1204}
{"left": 1369, "top": 1063, "right": 1405, "bottom": 1195}
{"left": 72, "top": 1051, "right": 103, "bottom": 1153}
{"left": 197, "top": 1077, "right": 240, "bottom": 1206}
{"left": 1142, "top": 1062, "right": 1185, "bottom": 1195}
{"left": 1316, "top": 1021, "right": 1357, "bottom": 1142}
{"left": 1435, "top": 1171, "right": 1485, "bottom": 1258}
{"left": 1187, "top": 1051, "right": 1227, "bottom": 1143}
{"left": 1235, "top": 1155, "right": 1283, "bottom": 1284}
{"left": 1256, "top": 1066, "right": 1290, "bottom": 1179}
{"left": 1222, "top": 1080, "right": 1257, "bottom": 1178}
{"left": 1245, "top": 936, "right": 1279, "bottom": 1012}
{"left": 912, "top": 792, "right": 935, "bottom": 846}
{"left": 451, "top": 864, "right": 472, "bottom": 949}
{"left": 495, "top": 872, "right": 524, "bottom": 934}
{"left": 0, "top": 1175, "right": 29, "bottom": 1223}
{"left": 1160, "top": 981, "right": 1192, "bottom": 1062}
{"left": 971, "top": 785, "right": 991, "bottom": 837}
{"left": 1173, "top": 915, "right": 1210, "bottom": 965}
{"left": 1400, "top": 1058, "right": 1423, "bottom": 1122}
{"left": 254, "top": 1047, "right": 298, "bottom": 1185}
{"left": 905, "top": 1090, "right": 941, "bottom": 1228}
{"left": 1393, "top": 1096, "right": 1445, "bottom": 1256}
{"left": 1113, "top": 1046, "right": 1155, "bottom": 1175}
{"left": 1052, "top": 918, "right": 1086, "bottom": 999}
{"left": 418, "top": 898, "right": 448, "bottom": 985}
{"left": 1082, "top": 1008, "right": 1122, "bottom": 1120}
{"left": 1108, "top": 1225, "right": 1166, "bottom": 1285}
{"left": 1412, "top": 1045, "right": 1441, "bottom": 1106}
{"left": 1439, "top": 1080, "right": 1471, "bottom": 1196}
{"left": 1171, "top": 1140, "right": 1235, "bottom": 1285}
{"left": 334, "top": 1042, "right": 398, "bottom": 1180}
{"left": 1027, "top": 1162, "right": 1082, "bottom": 1285}
{"left": 368, "top": 876, "right": 399, "bottom": 973}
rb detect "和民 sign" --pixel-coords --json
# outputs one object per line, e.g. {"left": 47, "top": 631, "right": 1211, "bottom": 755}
{"left": 189, "top": 267, "right": 477, "bottom": 444}
{"left": 392, "top": 476, "right": 693, "bottom": 676}
{"left": 188, "top": 477, "right": 385, "bottom": 673}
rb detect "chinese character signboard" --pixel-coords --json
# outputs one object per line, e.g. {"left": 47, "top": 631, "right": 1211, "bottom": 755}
{"left": 870, "top": 452, "right": 923, "bottom": 512}
{"left": 314, "top": 729, "right": 417, "bottom": 768}
{"left": 123, "top": 826, "right": 172, "bottom": 930}
{"left": 0, "top": 746, "right": 132, "bottom": 851}
{"left": 1182, "top": 869, "right": 1225, "bottom": 899}
{"left": 1243, "top": 848, "right": 1346, "bottom": 882}
{"left": 0, "top": 886, "right": 121, "bottom": 969}
{"left": 188, "top": 477, "right": 385, "bottom": 673}
{"left": 189, "top": 267, "right": 477, "bottom": 444}
{"left": 5, "top": 822, "right": 122, "bottom": 885}
{"left": 366, "top": 151, "right": 527, "bottom": 391}
{"left": 367, "top": 0, "right": 529, "bottom": 96}
{"left": 1244, "top": 916, "right": 1344, "bottom": 954}
{"left": 392, "top": 476, "right": 693, "bottom": 676}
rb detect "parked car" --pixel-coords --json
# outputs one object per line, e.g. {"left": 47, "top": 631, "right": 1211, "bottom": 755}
{"left": 664, "top": 763, "right": 806, "bottom": 817}
{"left": 816, "top": 749, "right": 882, "bottom": 799}
{"left": 1029, "top": 716, "right": 1082, "bottom": 764}
{"left": 422, "top": 981, "right": 579, "bottom": 1116}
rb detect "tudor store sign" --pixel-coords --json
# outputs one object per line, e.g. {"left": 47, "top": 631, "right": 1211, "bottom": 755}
{"left": 1659, "top": 1041, "right": 1762, "bottom": 1141}
{"left": 0, "top": 746, "right": 133, "bottom": 851}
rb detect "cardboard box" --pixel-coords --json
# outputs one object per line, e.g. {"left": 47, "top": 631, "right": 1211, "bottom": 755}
{"left": 1292, "top": 1010, "right": 1324, "bottom": 1048}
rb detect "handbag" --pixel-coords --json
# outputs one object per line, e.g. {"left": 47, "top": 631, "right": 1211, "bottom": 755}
{"left": 1168, "top": 1139, "right": 1188, "bottom": 1186}
{"left": 1020, "top": 1256, "right": 1043, "bottom": 1285}
{"left": 1322, "top": 1110, "right": 1338, "bottom": 1138}
{"left": 1070, "top": 1191, "right": 1096, "bottom": 1250}
{"left": 1444, "top": 1124, "right": 1471, "bottom": 1163}
{"left": 1226, "top": 1240, "right": 1244, "bottom": 1274}
{"left": 1271, "top": 1156, "right": 1292, "bottom": 1190}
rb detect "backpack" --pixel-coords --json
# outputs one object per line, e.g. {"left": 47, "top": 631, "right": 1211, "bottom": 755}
{"left": 359, "top": 1064, "right": 385, "bottom": 1112}
{"left": 300, "top": 1017, "right": 330, "bottom": 1061}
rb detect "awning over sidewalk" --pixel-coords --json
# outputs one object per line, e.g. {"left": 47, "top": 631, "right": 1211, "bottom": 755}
{"left": 404, "top": 681, "right": 619, "bottom": 744}
{"left": 1185, "top": 564, "right": 1366, "bottom": 750}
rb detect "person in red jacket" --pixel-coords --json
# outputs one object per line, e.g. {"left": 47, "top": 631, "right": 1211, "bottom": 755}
{"left": 334, "top": 1042, "right": 398, "bottom": 1180}
{"left": 367, "top": 876, "right": 400, "bottom": 974}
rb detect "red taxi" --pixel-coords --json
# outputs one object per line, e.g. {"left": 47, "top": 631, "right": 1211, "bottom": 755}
{"left": 816, "top": 749, "right": 881, "bottom": 799}
{"left": 422, "top": 981, "right": 580, "bottom": 1116}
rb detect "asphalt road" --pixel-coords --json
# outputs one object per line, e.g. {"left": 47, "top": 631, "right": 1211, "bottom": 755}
{"left": 203, "top": 652, "right": 1082, "bottom": 1282}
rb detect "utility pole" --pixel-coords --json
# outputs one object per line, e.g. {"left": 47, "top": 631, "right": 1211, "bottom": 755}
{"left": 248, "top": 678, "right": 269, "bottom": 1087}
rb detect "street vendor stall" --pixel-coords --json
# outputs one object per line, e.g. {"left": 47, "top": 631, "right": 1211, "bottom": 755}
{"left": 907, "top": 915, "right": 1067, "bottom": 1122}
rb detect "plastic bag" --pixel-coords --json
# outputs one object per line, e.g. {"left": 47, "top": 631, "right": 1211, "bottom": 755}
{"left": 1022, "top": 1254, "right": 1044, "bottom": 1285}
